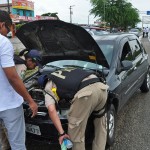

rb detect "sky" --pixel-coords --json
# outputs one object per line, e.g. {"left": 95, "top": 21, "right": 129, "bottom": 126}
{"left": 2, "top": 0, "right": 150, "bottom": 26}
{"left": 31, "top": 0, "right": 150, "bottom": 26}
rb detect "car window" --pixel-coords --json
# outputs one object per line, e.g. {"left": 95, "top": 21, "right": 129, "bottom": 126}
{"left": 97, "top": 41, "right": 114, "bottom": 65}
{"left": 121, "top": 42, "right": 133, "bottom": 61}
{"left": 128, "top": 39, "right": 142, "bottom": 59}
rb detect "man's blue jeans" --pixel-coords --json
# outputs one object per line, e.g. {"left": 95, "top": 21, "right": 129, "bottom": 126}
{"left": 0, "top": 105, "right": 26, "bottom": 150}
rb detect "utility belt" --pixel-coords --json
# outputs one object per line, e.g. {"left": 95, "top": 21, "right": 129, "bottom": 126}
{"left": 91, "top": 103, "right": 107, "bottom": 119}
{"left": 79, "top": 78, "right": 102, "bottom": 91}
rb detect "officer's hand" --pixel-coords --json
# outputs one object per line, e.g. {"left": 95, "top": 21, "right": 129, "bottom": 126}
{"left": 29, "top": 100, "right": 38, "bottom": 117}
{"left": 59, "top": 133, "right": 70, "bottom": 145}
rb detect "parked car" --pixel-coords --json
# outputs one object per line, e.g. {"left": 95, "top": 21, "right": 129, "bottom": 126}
{"left": 129, "top": 28, "right": 140, "bottom": 37}
{"left": 88, "top": 30, "right": 109, "bottom": 36}
{"left": 16, "top": 20, "right": 150, "bottom": 148}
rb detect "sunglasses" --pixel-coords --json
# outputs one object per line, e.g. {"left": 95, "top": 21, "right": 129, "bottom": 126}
{"left": 5, "top": 23, "right": 10, "bottom": 33}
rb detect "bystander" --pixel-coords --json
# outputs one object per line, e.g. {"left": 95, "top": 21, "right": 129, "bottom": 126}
{"left": 0, "top": 10, "right": 38, "bottom": 150}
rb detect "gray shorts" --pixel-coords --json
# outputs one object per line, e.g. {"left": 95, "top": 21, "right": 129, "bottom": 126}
{"left": 0, "top": 105, "right": 26, "bottom": 150}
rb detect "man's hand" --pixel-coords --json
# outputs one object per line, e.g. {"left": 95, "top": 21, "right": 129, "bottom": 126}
{"left": 59, "top": 133, "right": 70, "bottom": 145}
{"left": 28, "top": 100, "right": 38, "bottom": 117}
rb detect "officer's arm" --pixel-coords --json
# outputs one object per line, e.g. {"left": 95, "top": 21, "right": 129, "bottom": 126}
{"left": 44, "top": 81, "right": 63, "bottom": 133}
{"left": 48, "top": 104, "right": 64, "bottom": 134}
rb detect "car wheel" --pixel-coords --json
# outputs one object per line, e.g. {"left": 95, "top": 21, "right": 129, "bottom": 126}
{"left": 140, "top": 72, "right": 150, "bottom": 93}
{"left": 106, "top": 104, "right": 116, "bottom": 147}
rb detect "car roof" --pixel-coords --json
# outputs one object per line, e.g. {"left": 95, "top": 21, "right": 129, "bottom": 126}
{"left": 93, "top": 33, "right": 137, "bottom": 42}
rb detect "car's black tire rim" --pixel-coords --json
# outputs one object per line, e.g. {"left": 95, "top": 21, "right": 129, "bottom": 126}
{"left": 108, "top": 111, "right": 115, "bottom": 138}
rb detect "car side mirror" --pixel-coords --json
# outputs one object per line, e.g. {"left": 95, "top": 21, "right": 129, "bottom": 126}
{"left": 121, "top": 60, "right": 133, "bottom": 71}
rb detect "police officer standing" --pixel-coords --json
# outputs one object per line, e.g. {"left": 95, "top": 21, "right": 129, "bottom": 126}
{"left": 39, "top": 67, "right": 108, "bottom": 150}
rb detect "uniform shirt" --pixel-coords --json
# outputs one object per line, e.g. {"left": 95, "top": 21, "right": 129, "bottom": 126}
{"left": 15, "top": 56, "right": 27, "bottom": 79}
{"left": 0, "top": 34, "right": 23, "bottom": 111}
{"left": 24, "top": 66, "right": 38, "bottom": 79}
{"left": 44, "top": 74, "right": 109, "bottom": 108}
{"left": 15, "top": 55, "right": 39, "bottom": 80}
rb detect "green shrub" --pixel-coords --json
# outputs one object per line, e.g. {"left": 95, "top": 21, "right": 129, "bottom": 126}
{"left": 16, "top": 23, "right": 25, "bottom": 31}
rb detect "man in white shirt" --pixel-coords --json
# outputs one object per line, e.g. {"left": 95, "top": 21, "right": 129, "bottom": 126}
{"left": 0, "top": 49, "right": 42, "bottom": 150}
{"left": 0, "top": 10, "right": 38, "bottom": 150}
{"left": 146, "top": 27, "right": 149, "bottom": 37}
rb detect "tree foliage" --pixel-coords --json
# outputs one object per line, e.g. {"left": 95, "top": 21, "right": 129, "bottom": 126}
{"left": 90, "top": 0, "right": 140, "bottom": 30}
{"left": 41, "top": 12, "right": 59, "bottom": 20}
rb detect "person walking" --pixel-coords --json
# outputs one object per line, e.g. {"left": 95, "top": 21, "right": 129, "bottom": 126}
{"left": 143, "top": 27, "right": 146, "bottom": 38}
{"left": 38, "top": 67, "right": 108, "bottom": 150}
{"left": 146, "top": 27, "right": 149, "bottom": 37}
{"left": 0, "top": 10, "right": 38, "bottom": 150}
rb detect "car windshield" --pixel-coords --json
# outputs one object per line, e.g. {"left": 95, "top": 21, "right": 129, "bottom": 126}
{"left": 44, "top": 60, "right": 103, "bottom": 70}
{"left": 97, "top": 41, "right": 114, "bottom": 65}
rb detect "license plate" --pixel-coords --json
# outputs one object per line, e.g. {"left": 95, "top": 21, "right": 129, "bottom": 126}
{"left": 26, "top": 124, "right": 41, "bottom": 135}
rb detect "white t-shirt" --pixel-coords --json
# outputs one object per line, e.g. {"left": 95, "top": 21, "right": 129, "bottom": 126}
{"left": 0, "top": 34, "right": 23, "bottom": 111}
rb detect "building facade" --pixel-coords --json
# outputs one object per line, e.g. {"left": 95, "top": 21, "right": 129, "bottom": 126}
{"left": 0, "top": 0, "right": 34, "bottom": 17}
{"left": 0, "top": 0, "right": 57, "bottom": 23}
{"left": 11, "top": 0, "right": 34, "bottom": 17}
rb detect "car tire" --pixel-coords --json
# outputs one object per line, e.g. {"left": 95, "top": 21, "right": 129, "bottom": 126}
{"left": 140, "top": 72, "right": 150, "bottom": 93}
{"left": 106, "top": 104, "right": 116, "bottom": 147}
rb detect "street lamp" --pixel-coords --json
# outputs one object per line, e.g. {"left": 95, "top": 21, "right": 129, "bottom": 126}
{"left": 103, "top": 0, "right": 106, "bottom": 28}
{"left": 88, "top": 14, "right": 90, "bottom": 26}
{"left": 69, "top": 5, "right": 75, "bottom": 23}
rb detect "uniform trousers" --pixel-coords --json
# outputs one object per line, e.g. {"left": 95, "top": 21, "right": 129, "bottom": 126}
{"left": 68, "top": 82, "right": 108, "bottom": 150}
{"left": 0, "top": 105, "right": 26, "bottom": 150}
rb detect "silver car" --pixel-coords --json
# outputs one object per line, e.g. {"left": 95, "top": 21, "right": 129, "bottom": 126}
{"left": 129, "top": 28, "right": 140, "bottom": 37}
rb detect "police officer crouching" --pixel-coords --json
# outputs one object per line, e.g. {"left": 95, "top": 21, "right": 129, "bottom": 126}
{"left": 38, "top": 67, "right": 109, "bottom": 150}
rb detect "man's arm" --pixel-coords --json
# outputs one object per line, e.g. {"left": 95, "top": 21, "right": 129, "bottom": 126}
{"left": 44, "top": 81, "right": 69, "bottom": 144}
{"left": 48, "top": 104, "right": 64, "bottom": 134}
{"left": 3, "top": 66, "right": 38, "bottom": 117}
{"left": 48, "top": 104, "right": 69, "bottom": 144}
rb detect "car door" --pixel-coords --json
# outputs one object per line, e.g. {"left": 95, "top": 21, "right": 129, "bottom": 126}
{"left": 117, "top": 38, "right": 138, "bottom": 109}
{"left": 128, "top": 38, "right": 148, "bottom": 88}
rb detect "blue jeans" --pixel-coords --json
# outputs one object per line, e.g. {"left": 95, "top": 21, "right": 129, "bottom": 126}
{"left": 0, "top": 105, "right": 26, "bottom": 150}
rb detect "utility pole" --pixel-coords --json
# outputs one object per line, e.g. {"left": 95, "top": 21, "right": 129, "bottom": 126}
{"left": 88, "top": 15, "right": 90, "bottom": 26}
{"left": 69, "top": 5, "right": 75, "bottom": 23}
{"left": 103, "top": 0, "right": 106, "bottom": 28}
{"left": 7, "top": 0, "right": 10, "bottom": 14}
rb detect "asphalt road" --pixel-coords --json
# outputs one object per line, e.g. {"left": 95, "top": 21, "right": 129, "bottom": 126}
{"left": 9, "top": 36, "right": 150, "bottom": 150}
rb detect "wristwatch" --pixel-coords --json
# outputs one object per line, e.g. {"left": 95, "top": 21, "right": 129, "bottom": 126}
{"left": 59, "top": 132, "right": 66, "bottom": 137}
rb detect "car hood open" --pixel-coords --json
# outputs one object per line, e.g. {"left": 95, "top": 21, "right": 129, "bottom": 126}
{"left": 16, "top": 20, "right": 109, "bottom": 68}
